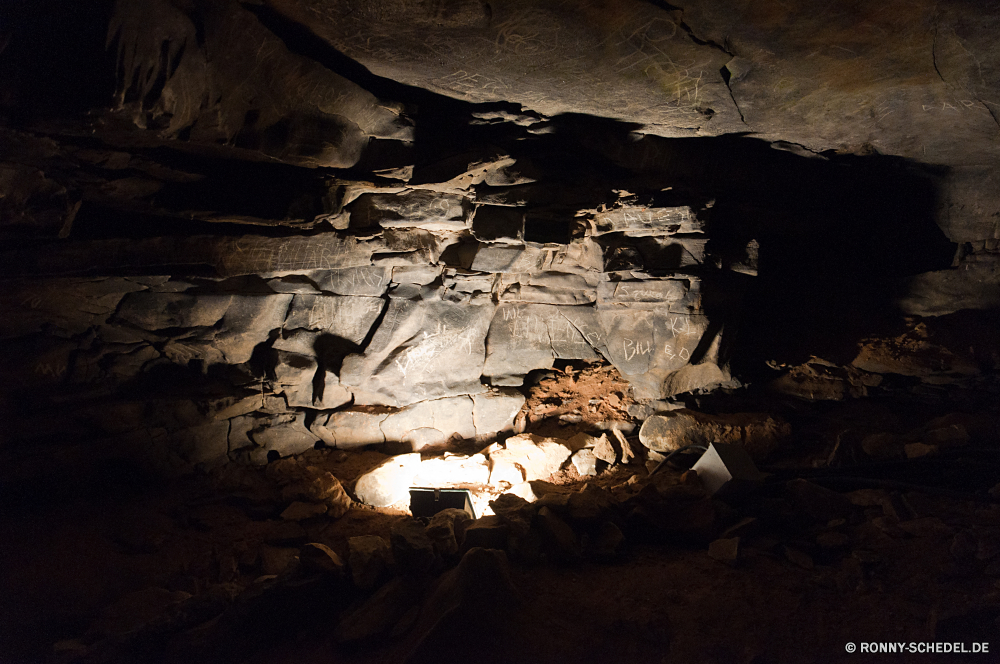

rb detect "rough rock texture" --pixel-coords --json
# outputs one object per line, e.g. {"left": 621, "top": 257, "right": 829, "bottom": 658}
{"left": 489, "top": 434, "right": 573, "bottom": 483}
{"left": 264, "top": 0, "right": 1000, "bottom": 243}
{"left": 4, "top": 4, "right": 1000, "bottom": 663}
{"left": 639, "top": 409, "right": 791, "bottom": 461}
{"left": 348, "top": 535, "right": 392, "bottom": 590}
{"left": 353, "top": 454, "right": 422, "bottom": 507}
{"left": 0, "top": 0, "right": 998, "bottom": 491}
{"left": 426, "top": 508, "right": 474, "bottom": 559}
{"left": 108, "top": 0, "right": 412, "bottom": 168}
{"left": 341, "top": 300, "right": 496, "bottom": 406}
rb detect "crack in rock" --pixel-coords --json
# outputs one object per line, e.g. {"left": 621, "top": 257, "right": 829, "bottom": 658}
{"left": 649, "top": 0, "right": 748, "bottom": 127}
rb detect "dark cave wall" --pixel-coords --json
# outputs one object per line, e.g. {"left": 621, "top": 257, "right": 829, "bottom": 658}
{"left": 0, "top": 0, "right": 999, "bottom": 494}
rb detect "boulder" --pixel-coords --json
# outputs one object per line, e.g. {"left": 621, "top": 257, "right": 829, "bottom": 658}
{"left": 489, "top": 434, "right": 572, "bottom": 482}
{"left": 348, "top": 535, "right": 391, "bottom": 590}
{"left": 721, "top": 517, "right": 759, "bottom": 540}
{"left": 566, "top": 483, "right": 615, "bottom": 523}
{"left": 300, "top": 543, "right": 346, "bottom": 575}
{"left": 905, "top": 442, "right": 937, "bottom": 458}
{"left": 488, "top": 459, "right": 525, "bottom": 487}
{"left": 708, "top": 537, "right": 740, "bottom": 566}
{"left": 571, "top": 448, "right": 597, "bottom": 476}
{"left": 920, "top": 412, "right": 998, "bottom": 443}
{"left": 259, "top": 546, "right": 300, "bottom": 575}
{"left": 862, "top": 432, "right": 903, "bottom": 459}
{"left": 592, "top": 433, "right": 617, "bottom": 465}
{"left": 395, "top": 548, "right": 519, "bottom": 661}
{"left": 280, "top": 501, "right": 327, "bottom": 520}
{"left": 278, "top": 467, "right": 352, "bottom": 518}
{"left": 390, "top": 518, "right": 437, "bottom": 574}
{"left": 261, "top": 521, "right": 308, "bottom": 547}
{"left": 625, "top": 485, "right": 716, "bottom": 543}
{"left": 333, "top": 577, "right": 423, "bottom": 643}
{"left": 461, "top": 515, "right": 509, "bottom": 552}
{"left": 412, "top": 453, "right": 490, "bottom": 487}
{"left": 92, "top": 587, "right": 192, "bottom": 636}
{"left": 816, "top": 531, "right": 851, "bottom": 548}
{"left": 354, "top": 453, "right": 422, "bottom": 507}
{"left": 919, "top": 423, "right": 970, "bottom": 448}
{"left": 898, "top": 517, "right": 954, "bottom": 539}
{"left": 506, "top": 482, "right": 538, "bottom": 503}
{"left": 489, "top": 493, "right": 536, "bottom": 541}
{"left": 639, "top": 409, "right": 790, "bottom": 461}
{"left": 426, "top": 508, "right": 474, "bottom": 558}
{"left": 536, "top": 506, "right": 581, "bottom": 562}
{"left": 535, "top": 491, "right": 572, "bottom": 513}
{"left": 784, "top": 546, "right": 815, "bottom": 570}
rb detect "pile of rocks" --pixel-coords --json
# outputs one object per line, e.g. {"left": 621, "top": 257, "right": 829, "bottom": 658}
{"left": 348, "top": 430, "right": 630, "bottom": 512}
{"left": 265, "top": 457, "right": 353, "bottom": 521}
{"left": 322, "top": 474, "right": 715, "bottom": 646}
{"left": 348, "top": 411, "right": 791, "bottom": 512}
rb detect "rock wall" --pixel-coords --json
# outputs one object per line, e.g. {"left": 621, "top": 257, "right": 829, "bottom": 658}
{"left": 0, "top": 179, "right": 721, "bottom": 478}
{"left": 1, "top": 0, "right": 998, "bottom": 491}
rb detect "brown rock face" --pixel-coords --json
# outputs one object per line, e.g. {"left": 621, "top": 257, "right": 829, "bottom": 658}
{"left": 638, "top": 409, "right": 791, "bottom": 461}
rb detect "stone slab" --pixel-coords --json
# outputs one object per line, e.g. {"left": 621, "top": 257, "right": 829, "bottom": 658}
{"left": 354, "top": 453, "right": 423, "bottom": 507}
{"left": 284, "top": 294, "right": 384, "bottom": 345}
{"left": 483, "top": 303, "right": 599, "bottom": 383}
{"left": 341, "top": 299, "right": 494, "bottom": 407}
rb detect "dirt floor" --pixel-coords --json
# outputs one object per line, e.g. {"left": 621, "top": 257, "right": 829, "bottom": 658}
{"left": 2, "top": 362, "right": 999, "bottom": 664}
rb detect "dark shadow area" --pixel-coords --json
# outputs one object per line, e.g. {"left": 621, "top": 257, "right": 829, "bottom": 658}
{"left": 0, "top": 0, "right": 117, "bottom": 121}
{"left": 68, "top": 146, "right": 339, "bottom": 241}
{"left": 708, "top": 148, "right": 955, "bottom": 377}
{"left": 553, "top": 125, "right": 956, "bottom": 380}
{"left": 310, "top": 332, "right": 363, "bottom": 405}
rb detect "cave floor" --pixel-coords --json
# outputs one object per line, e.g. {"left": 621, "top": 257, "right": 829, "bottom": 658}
{"left": 3, "top": 386, "right": 999, "bottom": 664}
{"left": 0, "top": 434, "right": 1000, "bottom": 664}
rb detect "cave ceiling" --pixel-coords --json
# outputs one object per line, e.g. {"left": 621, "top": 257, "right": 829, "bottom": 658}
{"left": 6, "top": 0, "right": 1000, "bottom": 239}
{"left": 258, "top": 0, "right": 1000, "bottom": 241}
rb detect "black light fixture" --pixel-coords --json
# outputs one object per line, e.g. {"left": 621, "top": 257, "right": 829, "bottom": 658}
{"left": 409, "top": 487, "right": 477, "bottom": 519}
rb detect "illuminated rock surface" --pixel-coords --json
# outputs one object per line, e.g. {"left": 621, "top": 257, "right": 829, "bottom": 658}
{"left": 2, "top": 0, "right": 1000, "bottom": 661}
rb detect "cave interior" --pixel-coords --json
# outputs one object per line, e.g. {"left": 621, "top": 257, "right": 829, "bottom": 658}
{"left": 2, "top": 1, "right": 1000, "bottom": 662}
